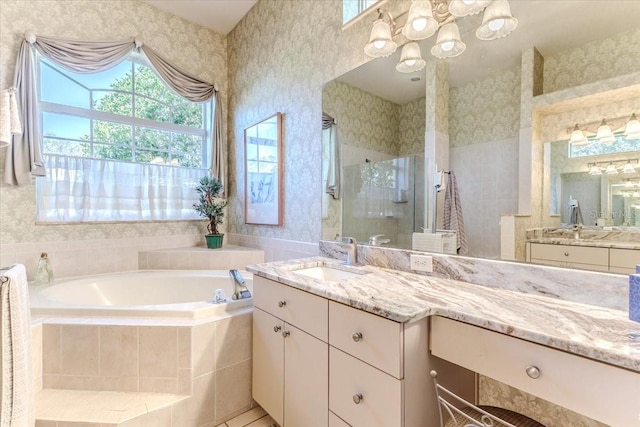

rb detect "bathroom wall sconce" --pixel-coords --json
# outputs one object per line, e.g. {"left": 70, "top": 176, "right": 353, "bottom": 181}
{"left": 568, "top": 113, "right": 640, "bottom": 146}
{"left": 365, "top": 0, "right": 518, "bottom": 70}
{"left": 588, "top": 159, "right": 639, "bottom": 176}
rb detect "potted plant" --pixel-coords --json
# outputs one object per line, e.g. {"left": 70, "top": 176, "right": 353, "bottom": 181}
{"left": 193, "top": 175, "right": 228, "bottom": 249}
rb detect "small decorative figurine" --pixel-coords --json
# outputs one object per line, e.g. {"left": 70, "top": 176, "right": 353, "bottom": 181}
{"left": 34, "top": 252, "right": 54, "bottom": 285}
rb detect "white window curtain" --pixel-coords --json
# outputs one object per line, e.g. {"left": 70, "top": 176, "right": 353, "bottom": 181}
{"left": 38, "top": 154, "right": 205, "bottom": 222}
{"left": 5, "top": 31, "right": 226, "bottom": 197}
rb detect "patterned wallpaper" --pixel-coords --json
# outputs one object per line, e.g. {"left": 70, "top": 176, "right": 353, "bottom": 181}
{"left": 226, "top": 0, "right": 414, "bottom": 242}
{"left": 323, "top": 80, "right": 400, "bottom": 154}
{"left": 0, "top": 0, "right": 227, "bottom": 243}
{"left": 449, "top": 65, "right": 521, "bottom": 148}
{"left": 398, "top": 97, "right": 426, "bottom": 156}
{"left": 544, "top": 27, "right": 640, "bottom": 94}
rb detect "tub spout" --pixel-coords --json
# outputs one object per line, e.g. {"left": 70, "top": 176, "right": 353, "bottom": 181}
{"left": 229, "top": 269, "right": 251, "bottom": 300}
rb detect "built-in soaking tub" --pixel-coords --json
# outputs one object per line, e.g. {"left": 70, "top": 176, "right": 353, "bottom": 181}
{"left": 29, "top": 269, "right": 253, "bottom": 319}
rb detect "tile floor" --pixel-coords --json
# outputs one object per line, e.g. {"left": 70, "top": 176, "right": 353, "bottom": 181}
{"left": 216, "top": 407, "right": 276, "bottom": 427}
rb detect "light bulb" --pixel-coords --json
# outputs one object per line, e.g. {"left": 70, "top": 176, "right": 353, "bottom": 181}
{"left": 412, "top": 17, "right": 427, "bottom": 32}
{"left": 373, "top": 40, "right": 386, "bottom": 49}
{"left": 441, "top": 41, "right": 455, "bottom": 52}
{"left": 488, "top": 18, "right": 505, "bottom": 31}
{"left": 405, "top": 59, "right": 417, "bottom": 66}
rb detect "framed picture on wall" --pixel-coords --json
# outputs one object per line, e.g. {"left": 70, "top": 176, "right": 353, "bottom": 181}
{"left": 244, "top": 112, "right": 283, "bottom": 225}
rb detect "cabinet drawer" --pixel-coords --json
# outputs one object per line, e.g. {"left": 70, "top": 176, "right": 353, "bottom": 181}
{"left": 430, "top": 316, "right": 640, "bottom": 427}
{"left": 329, "top": 301, "right": 403, "bottom": 378}
{"left": 529, "top": 243, "right": 608, "bottom": 266}
{"left": 329, "top": 347, "right": 402, "bottom": 427}
{"left": 254, "top": 276, "right": 328, "bottom": 341}
{"left": 610, "top": 248, "right": 640, "bottom": 269}
{"left": 530, "top": 258, "right": 610, "bottom": 272}
{"left": 329, "top": 411, "right": 351, "bottom": 427}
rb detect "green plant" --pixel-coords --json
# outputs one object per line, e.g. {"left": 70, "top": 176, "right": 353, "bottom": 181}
{"left": 193, "top": 175, "right": 228, "bottom": 235}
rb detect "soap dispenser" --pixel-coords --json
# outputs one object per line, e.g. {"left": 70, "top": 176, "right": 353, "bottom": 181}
{"left": 34, "top": 252, "right": 54, "bottom": 285}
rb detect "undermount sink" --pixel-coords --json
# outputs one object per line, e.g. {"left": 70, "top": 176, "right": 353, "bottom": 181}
{"left": 292, "top": 265, "right": 367, "bottom": 281}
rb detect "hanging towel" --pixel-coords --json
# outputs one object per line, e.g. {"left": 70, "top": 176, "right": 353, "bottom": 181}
{"left": 0, "top": 88, "right": 22, "bottom": 147}
{"left": 0, "top": 264, "right": 34, "bottom": 427}
{"left": 442, "top": 172, "right": 468, "bottom": 255}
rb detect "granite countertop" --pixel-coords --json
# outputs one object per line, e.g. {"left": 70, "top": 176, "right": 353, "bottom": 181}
{"left": 246, "top": 256, "right": 640, "bottom": 374}
{"left": 528, "top": 238, "right": 640, "bottom": 250}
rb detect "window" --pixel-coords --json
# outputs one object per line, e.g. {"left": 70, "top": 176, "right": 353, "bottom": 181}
{"left": 570, "top": 135, "right": 640, "bottom": 158}
{"left": 37, "top": 55, "right": 212, "bottom": 222}
{"left": 343, "top": 0, "right": 381, "bottom": 24}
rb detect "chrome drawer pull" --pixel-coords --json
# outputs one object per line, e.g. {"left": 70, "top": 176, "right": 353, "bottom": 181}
{"left": 352, "top": 332, "right": 363, "bottom": 342}
{"left": 564, "top": 251, "right": 569, "bottom": 257}
{"left": 526, "top": 365, "right": 541, "bottom": 379}
{"left": 353, "top": 393, "right": 363, "bottom": 404}
{"left": 282, "top": 330, "right": 290, "bottom": 338}
{"left": 273, "top": 325, "right": 281, "bottom": 333}
{"left": 278, "top": 300, "right": 286, "bottom": 308}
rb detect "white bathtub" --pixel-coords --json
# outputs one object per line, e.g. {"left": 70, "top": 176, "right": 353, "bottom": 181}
{"left": 29, "top": 270, "right": 253, "bottom": 319}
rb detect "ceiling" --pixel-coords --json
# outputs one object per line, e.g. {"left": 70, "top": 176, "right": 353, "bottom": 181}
{"left": 144, "top": 1, "right": 640, "bottom": 104}
{"left": 143, "top": 0, "right": 257, "bottom": 35}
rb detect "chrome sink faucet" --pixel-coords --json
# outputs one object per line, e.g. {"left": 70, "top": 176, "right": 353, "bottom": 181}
{"left": 339, "top": 237, "right": 358, "bottom": 265}
{"left": 368, "top": 234, "right": 391, "bottom": 246}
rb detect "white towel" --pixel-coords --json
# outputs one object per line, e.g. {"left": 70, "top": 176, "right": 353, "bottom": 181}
{"left": 442, "top": 172, "right": 468, "bottom": 255}
{"left": 0, "top": 264, "right": 34, "bottom": 427}
{"left": 0, "top": 88, "right": 22, "bottom": 147}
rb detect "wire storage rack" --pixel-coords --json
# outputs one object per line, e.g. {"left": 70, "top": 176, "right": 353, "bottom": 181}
{"left": 430, "top": 371, "right": 546, "bottom": 427}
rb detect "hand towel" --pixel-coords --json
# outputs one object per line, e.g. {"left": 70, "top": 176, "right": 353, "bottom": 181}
{"left": 0, "top": 264, "right": 34, "bottom": 427}
{"left": 442, "top": 171, "right": 468, "bottom": 255}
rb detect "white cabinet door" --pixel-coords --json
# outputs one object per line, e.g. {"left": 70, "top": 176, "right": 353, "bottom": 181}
{"left": 253, "top": 308, "right": 284, "bottom": 426}
{"left": 284, "top": 323, "right": 328, "bottom": 427}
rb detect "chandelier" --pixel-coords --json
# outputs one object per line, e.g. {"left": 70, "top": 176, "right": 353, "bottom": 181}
{"left": 364, "top": 0, "right": 519, "bottom": 73}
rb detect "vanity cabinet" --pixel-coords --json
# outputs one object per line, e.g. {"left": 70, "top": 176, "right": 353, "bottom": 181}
{"left": 528, "top": 242, "right": 640, "bottom": 273}
{"left": 252, "top": 276, "right": 329, "bottom": 427}
{"left": 609, "top": 247, "right": 640, "bottom": 274}
{"left": 252, "top": 276, "right": 474, "bottom": 427}
{"left": 528, "top": 242, "right": 609, "bottom": 271}
{"left": 431, "top": 316, "right": 640, "bottom": 427}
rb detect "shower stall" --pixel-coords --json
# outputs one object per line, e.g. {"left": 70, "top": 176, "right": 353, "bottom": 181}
{"left": 341, "top": 155, "right": 424, "bottom": 249}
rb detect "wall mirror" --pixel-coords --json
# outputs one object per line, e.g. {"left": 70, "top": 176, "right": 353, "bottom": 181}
{"left": 244, "top": 113, "right": 283, "bottom": 226}
{"left": 322, "top": 51, "right": 426, "bottom": 249}
{"left": 547, "top": 138, "right": 640, "bottom": 227}
{"left": 321, "top": 0, "right": 640, "bottom": 272}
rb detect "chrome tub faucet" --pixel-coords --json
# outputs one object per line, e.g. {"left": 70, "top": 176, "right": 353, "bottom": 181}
{"left": 229, "top": 269, "right": 251, "bottom": 300}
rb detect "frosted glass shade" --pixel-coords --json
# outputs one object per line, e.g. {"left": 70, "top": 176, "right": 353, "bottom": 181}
{"left": 396, "top": 42, "right": 426, "bottom": 73}
{"left": 569, "top": 125, "right": 588, "bottom": 146}
{"left": 596, "top": 119, "right": 615, "bottom": 143}
{"left": 431, "top": 22, "right": 466, "bottom": 58}
{"left": 448, "top": 0, "right": 492, "bottom": 17}
{"left": 623, "top": 162, "right": 636, "bottom": 174}
{"left": 476, "top": 0, "right": 518, "bottom": 40}
{"left": 364, "top": 19, "right": 397, "bottom": 57}
{"left": 402, "top": 1, "right": 438, "bottom": 40}
{"left": 588, "top": 164, "right": 602, "bottom": 176}
{"left": 625, "top": 113, "right": 640, "bottom": 139}
{"left": 605, "top": 163, "right": 618, "bottom": 174}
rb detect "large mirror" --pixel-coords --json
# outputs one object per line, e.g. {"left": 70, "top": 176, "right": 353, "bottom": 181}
{"left": 321, "top": 0, "right": 640, "bottom": 269}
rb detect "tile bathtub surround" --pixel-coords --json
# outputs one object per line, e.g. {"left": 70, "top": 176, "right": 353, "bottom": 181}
{"left": 319, "top": 240, "right": 628, "bottom": 311}
{"left": 138, "top": 245, "right": 265, "bottom": 271}
{"left": 38, "top": 311, "right": 253, "bottom": 426}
